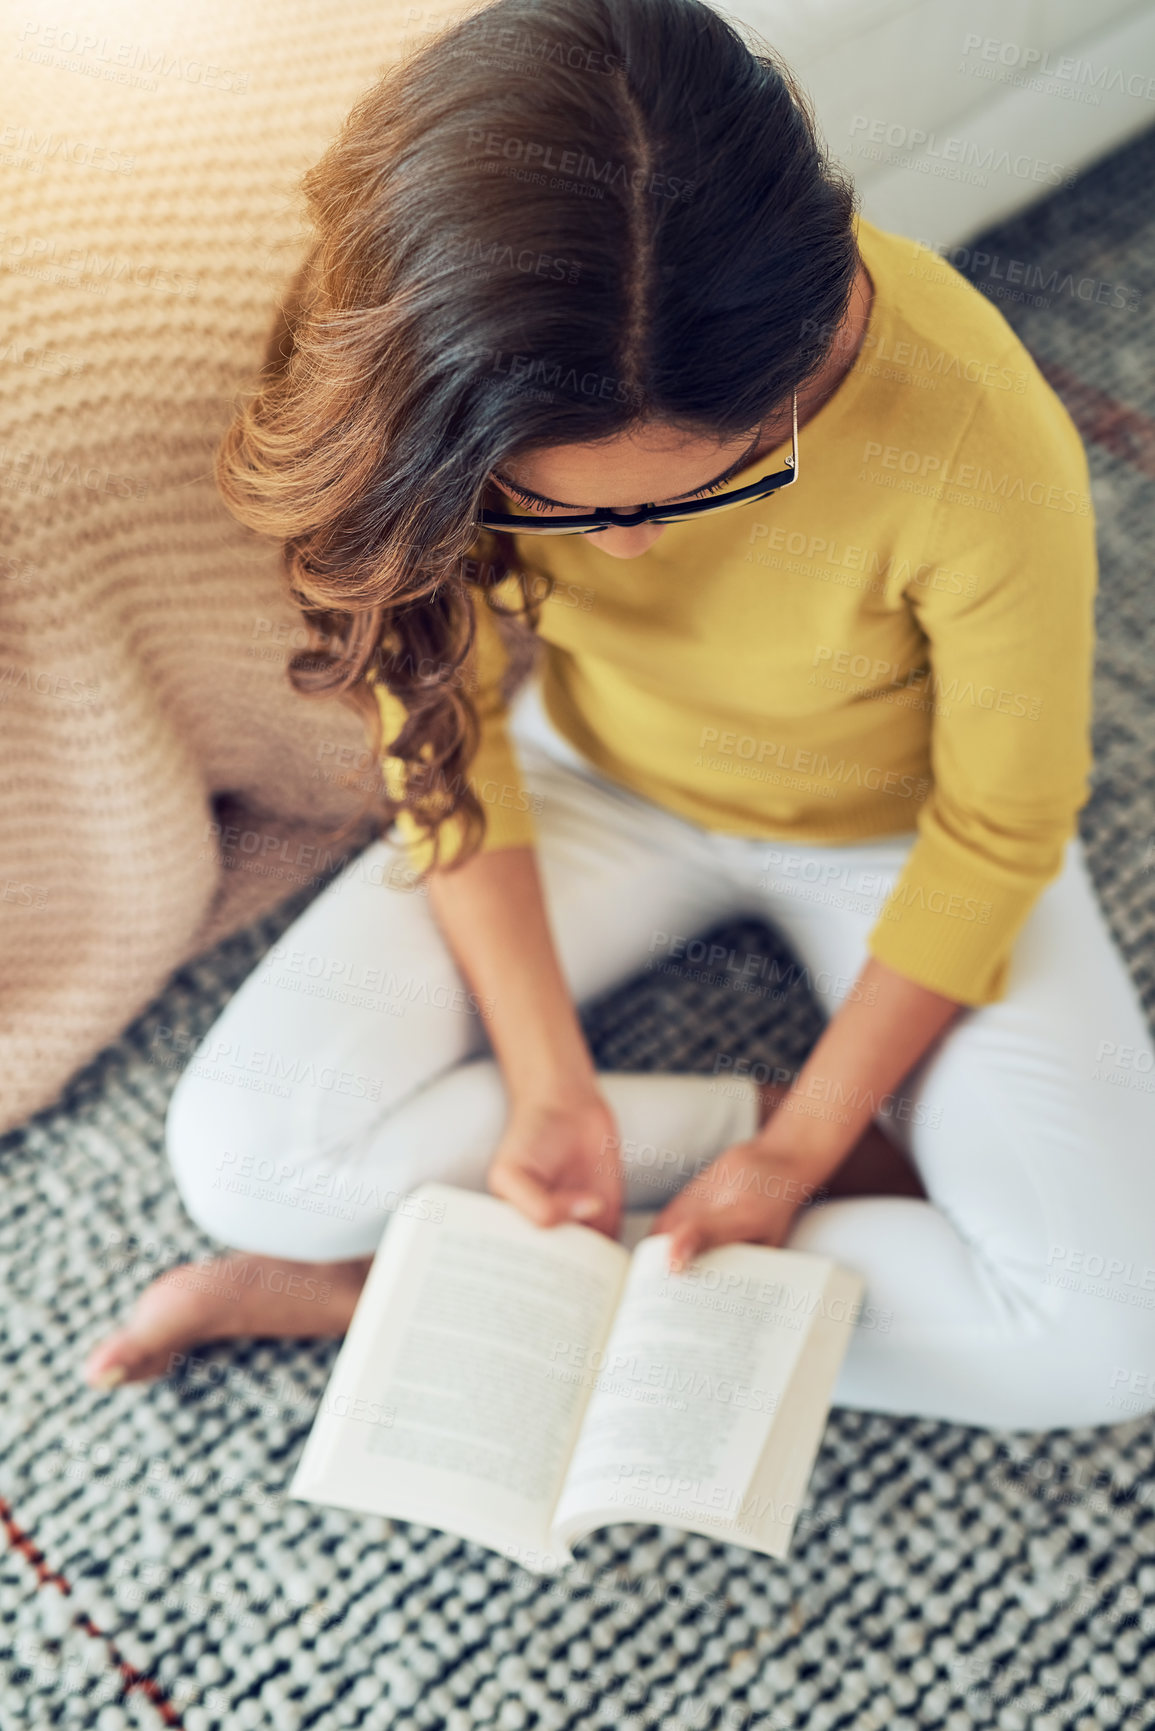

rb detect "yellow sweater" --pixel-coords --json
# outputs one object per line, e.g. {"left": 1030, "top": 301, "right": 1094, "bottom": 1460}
{"left": 373, "top": 216, "right": 1098, "bottom": 1007}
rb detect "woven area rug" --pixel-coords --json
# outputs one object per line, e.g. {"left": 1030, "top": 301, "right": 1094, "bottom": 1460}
{"left": 3, "top": 130, "right": 1155, "bottom": 1731}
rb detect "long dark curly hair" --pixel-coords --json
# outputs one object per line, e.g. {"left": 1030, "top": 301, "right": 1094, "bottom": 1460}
{"left": 215, "top": 0, "right": 858, "bottom": 874}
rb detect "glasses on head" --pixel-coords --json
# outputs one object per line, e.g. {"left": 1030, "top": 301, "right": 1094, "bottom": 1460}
{"left": 478, "top": 391, "right": 798, "bottom": 535}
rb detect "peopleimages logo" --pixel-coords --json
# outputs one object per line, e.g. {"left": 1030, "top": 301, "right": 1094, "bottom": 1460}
{"left": 484, "top": 347, "right": 644, "bottom": 407}
{"left": 960, "top": 32, "right": 1155, "bottom": 103}
{"left": 847, "top": 116, "right": 1072, "bottom": 187}
{"left": 15, "top": 21, "right": 249, "bottom": 92}
{"left": 859, "top": 440, "right": 1091, "bottom": 514}
{"left": 915, "top": 240, "right": 1140, "bottom": 311}
{"left": 465, "top": 129, "right": 695, "bottom": 201}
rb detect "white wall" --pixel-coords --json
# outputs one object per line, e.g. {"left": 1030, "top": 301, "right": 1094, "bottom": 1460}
{"left": 724, "top": 0, "right": 1155, "bottom": 243}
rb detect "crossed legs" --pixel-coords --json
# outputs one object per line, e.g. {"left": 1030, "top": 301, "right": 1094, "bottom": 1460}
{"left": 85, "top": 739, "right": 1155, "bottom": 1429}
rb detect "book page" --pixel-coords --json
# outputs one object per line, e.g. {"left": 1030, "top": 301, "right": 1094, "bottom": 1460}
{"left": 735, "top": 1264, "right": 865, "bottom": 1557}
{"left": 552, "top": 1234, "right": 836, "bottom": 1544}
{"left": 290, "top": 1184, "right": 628, "bottom": 1569}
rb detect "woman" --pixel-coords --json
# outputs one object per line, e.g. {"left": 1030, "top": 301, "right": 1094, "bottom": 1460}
{"left": 86, "top": 0, "right": 1155, "bottom": 1429}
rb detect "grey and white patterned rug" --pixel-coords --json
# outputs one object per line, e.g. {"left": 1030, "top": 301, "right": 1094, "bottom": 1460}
{"left": 3, "top": 129, "right": 1155, "bottom": 1731}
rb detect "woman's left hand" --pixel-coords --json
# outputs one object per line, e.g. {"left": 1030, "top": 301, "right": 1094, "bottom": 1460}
{"left": 651, "top": 1137, "right": 827, "bottom": 1273}
{"left": 653, "top": 955, "right": 963, "bottom": 1274}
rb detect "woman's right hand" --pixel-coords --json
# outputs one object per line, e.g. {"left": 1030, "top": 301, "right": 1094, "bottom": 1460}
{"left": 487, "top": 1087, "right": 623, "bottom": 1241}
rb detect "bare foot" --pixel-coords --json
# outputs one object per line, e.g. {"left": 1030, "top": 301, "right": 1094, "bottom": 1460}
{"left": 83, "top": 1251, "right": 373, "bottom": 1390}
{"left": 754, "top": 1082, "right": 928, "bottom": 1200}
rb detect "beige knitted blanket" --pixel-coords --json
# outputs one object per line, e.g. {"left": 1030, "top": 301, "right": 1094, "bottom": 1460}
{"left": 1, "top": 0, "right": 469, "bottom": 1134}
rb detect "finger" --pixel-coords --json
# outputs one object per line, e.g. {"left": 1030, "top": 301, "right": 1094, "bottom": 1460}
{"left": 598, "top": 1194, "right": 624, "bottom": 1241}
{"left": 563, "top": 1191, "right": 606, "bottom": 1222}
{"left": 489, "top": 1166, "right": 605, "bottom": 1230}
{"left": 488, "top": 1164, "right": 567, "bottom": 1228}
{"left": 651, "top": 1193, "right": 689, "bottom": 1237}
{"left": 665, "top": 1222, "right": 704, "bottom": 1275}
{"left": 585, "top": 1199, "right": 622, "bottom": 1244}
{"left": 590, "top": 1172, "right": 625, "bottom": 1231}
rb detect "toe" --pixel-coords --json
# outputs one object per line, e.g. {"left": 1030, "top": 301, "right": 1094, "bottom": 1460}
{"left": 83, "top": 1268, "right": 222, "bottom": 1388}
{"left": 83, "top": 1332, "right": 161, "bottom": 1389}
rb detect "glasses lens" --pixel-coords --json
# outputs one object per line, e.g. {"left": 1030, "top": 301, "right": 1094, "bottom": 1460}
{"left": 482, "top": 489, "right": 745, "bottom": 534}
{"left": 482, "top": 389, "right": 797, "bottom": 535}
{"left": 481, "top": 461, "right": 793, "bottom": 534}
{"left": 481, "top": 515, "right": 593, "bottom": 535}
{"left": 649, "top": 489, "right": 759, "bottom": 525}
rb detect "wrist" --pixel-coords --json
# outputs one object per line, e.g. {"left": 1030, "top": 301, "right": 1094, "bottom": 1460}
{"left": 479, "top": 986, "right": 599, "bottom": 1109}
{"left": 501, "top": 1041, "right": 601, "bottom": 1113}
{"left": 751, "top": 1092, "right": 859, "bottom": 1185}
{"left": 510, "top": 1074, "right": 605, "bottom": 1115}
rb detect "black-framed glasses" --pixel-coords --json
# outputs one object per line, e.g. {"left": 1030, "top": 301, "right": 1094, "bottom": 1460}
{"left": 478, "top": 390, "right": 798, "bottom": 535}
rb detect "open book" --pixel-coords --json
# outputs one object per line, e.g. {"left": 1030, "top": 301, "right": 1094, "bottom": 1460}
{"left": 290, "top": 1183, "right": 864, "bottom": 1572}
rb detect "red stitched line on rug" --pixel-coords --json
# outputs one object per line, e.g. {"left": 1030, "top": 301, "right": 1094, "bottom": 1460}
{"left": 0, "top": 1496, "right": 186, "bottom": 1728}
{"left": 1036, "top": 357, "right": 1155, "bottom": 481}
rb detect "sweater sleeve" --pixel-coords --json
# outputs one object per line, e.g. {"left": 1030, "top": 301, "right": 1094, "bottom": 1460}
{"left": 866, "top": 361, "right": 1098, "bottom": 1005}
{"left": 369, "top": 592, "right": 539, "bottom": 874}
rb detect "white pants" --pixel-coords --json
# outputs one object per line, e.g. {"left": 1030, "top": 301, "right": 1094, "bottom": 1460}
{"left": 167, "top": 674, "right": 1155, "bottom": 1431}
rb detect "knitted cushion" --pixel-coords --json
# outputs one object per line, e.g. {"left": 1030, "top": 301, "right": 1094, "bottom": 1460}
{"left": 0, "top": 3, "right": 460, "bottom": 1133}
